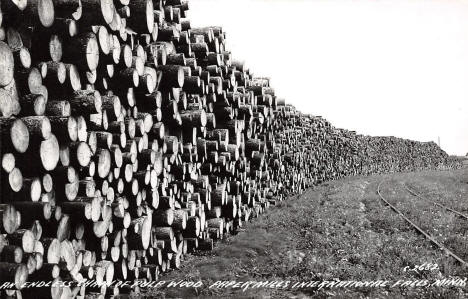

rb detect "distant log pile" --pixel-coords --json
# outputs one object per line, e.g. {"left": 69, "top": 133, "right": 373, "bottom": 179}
{"left": 0, "top": 0, "right": 458, "bottom": 297}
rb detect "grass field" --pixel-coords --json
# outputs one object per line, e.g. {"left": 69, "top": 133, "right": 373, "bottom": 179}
{"left": 142, "top": 166, "right": 468, "bottom": 298}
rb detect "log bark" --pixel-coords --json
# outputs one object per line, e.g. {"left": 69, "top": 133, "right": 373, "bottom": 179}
{"left": 69, "top": 90, "right": 102, "bottom": 115}
{"left": 157, "top": 65, "right": 184, "bottom": 89}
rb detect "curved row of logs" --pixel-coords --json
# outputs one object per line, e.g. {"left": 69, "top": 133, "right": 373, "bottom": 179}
{"left": 0, "top": 0, "right": 459, "bottom": 298}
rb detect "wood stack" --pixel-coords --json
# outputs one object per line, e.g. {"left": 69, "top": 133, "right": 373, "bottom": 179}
{"left": 0, "top": 0, "right": 458, "bottom": 297}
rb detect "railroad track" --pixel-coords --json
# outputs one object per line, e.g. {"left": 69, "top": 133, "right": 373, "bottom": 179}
{"left": 404, "top": 184, "right": 468, "bottom": 221}
{"left": 377, "top": 179, "right": 468, "bottom": 267}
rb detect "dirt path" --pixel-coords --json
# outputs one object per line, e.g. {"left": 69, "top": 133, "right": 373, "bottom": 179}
{"left": 143, "top": 168, "right": 468, "bottom": 298}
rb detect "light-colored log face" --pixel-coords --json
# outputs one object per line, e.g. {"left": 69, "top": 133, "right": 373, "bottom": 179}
{"left": 0, "top": 89, "right": 14, "bottom": 117}
{"left": 97, "top": 26, "right": 110, "bottom": 55}
{"left": 18, "top": 47, "right": 32, "bottom": 68}
{"left": 1, "top": 206, "right": 18, "bottom": 234}
{"left": 86, "top": 37, "right": 100, "bottom": 71}
{"left": 101, "top": 0, "right": 116, "bottom": 24}
{"left": 0, "top": 42, "right": 14, "bottom": 87}
{"left": 97, "top": 149, "right": 111, "bottom": 178}
{"left": 10, "top": 119, "right": 30, "bottom": 153}
{"left": 38, "top": 0, "right": 55, "bottom": 27}
{"left": 30, "top": 177, "right": 42, "bottom": 202}
{"left": 14, "top": 264, "right": 28, "bottom": 289}
{"left": 67, "top": 64, "right": 81, "bottom": 90}
{"left": 40, "top": 135, "right": 60, "bottom": 171}
{"left": 2, "top": 153, "right": 15, "bottom": 173}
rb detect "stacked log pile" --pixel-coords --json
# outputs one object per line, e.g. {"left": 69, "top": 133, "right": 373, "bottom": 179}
{"left": 0, "top": 0, "right": 458, "bottom": 297}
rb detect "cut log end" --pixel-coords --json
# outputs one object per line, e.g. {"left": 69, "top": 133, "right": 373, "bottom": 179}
{"left": 10, "top": 119, "right": 30, "bottom": 153}
{"left": 9, "top": 168, "right": 23, "bottom": 192}
{"left": 40, "top": 134, "right": 60, "bottom": 171}
{"left": 86, "top": 36, "right": 100, "bottom": 71}
{"left": 0, "top": 42, "right": 14, "bottom": 87}
{"left": 38, "top": 0, "right": 56, "bottom": 28}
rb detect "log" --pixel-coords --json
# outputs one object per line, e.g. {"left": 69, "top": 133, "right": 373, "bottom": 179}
{"left": 101, "top": 95, "right": 121, "bottom": 121}
{"left": 25, "top": 0, "right": 55, "bottom": 27}
{"left": 8, "top": 229, "right": 35, "bottom": 253}
{"left": 53, "top": 0, "right": 81, "bottom": 19}
{"left": 19, "top": 94, "right": 47, "bottom": 116}
{"left": 3, "top": 167, "right": 23, "bottom": 193}
{"left": 0, "top": 88, "right": 15, "bottom": 117}
{"left": 21, "top": 116, "right": 51, "bottom": 139}
{"left": 49, "top": 116, "right": 77, "bottom": 142}
{"left": 157, "top": 65, "right": 184, "bottom": 89}
{"left": 63, "top": 63, "right": 82, "bottom": 91}
{"left": 79, "top": 0, "right": 115, "bottom": 25}
{"left": 1, "top": 153, "right": 15, "bottom": 173}
{"left": 0, "top": 204, "right": 20, "bottom": 234}
{"left": 69, "top": 141, "right": 92, "bottom": 167}
{"left": 183, "top": 216, "right": 200, "bottom": 238}
{"left": 153, "top": 209, "right": 173, "bottom": 226}
{"left": 62, "top": 32, "right": 99, "bottom": 71}
{"left": 95, "top": 148, "right": 111, "bottom": 178}
{"left": 0, "top": 263, "right": 28, "bottom": 289}
{"left": 13, "top": 46, "right": 31, "bottom": 69}
{"left": 0, "top": 245, "right": 23, "bottom": 264}
{"left": 0, "top": 118, "right": 29, "bottom": 153}
{"left": 19, "top": 177, "right": 42, "bottom": 202}
{"left": 59, "top": 239, "right": 75, "bottom": 270}
{"left": 44, "top": 61, "right": 66, "bottom": 87}
{"left": 0, "top": 41, "right": 14, "bottom": 87}
{"left": 127, "top": 0, "right": 154, "bottom": 34}
{"left": 40, "top": 134, "right": 60, "bottom": 171}
{"left": 69, "top": 90, "right": 102, "bottom": 115}
{"left": 127, "top": 216, "right": 152, "bottom": 250}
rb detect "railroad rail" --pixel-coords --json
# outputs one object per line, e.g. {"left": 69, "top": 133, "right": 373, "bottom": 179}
{"left": 404, "top": 185, "right": 468, "bottom": 221}
{"left": 377, "top": 179, "right": 468, "bottom": 267}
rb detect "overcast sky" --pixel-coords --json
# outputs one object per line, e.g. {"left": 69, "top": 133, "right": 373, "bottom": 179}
{"left": 189, "top": 0, "right": 468, "bottom": 156}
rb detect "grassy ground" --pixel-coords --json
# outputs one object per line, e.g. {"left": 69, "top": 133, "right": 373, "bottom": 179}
{"left": 142, "top": 167, "right": 468, "bottom": 298}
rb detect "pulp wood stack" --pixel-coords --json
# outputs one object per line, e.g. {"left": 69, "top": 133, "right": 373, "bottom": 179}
{"left": 0, "top": 0, "right": 458, "bottom": 297}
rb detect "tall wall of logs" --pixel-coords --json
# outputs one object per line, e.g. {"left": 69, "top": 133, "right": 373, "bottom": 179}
{"left": 0, "top": 0, "right": 457, "bottom": 297}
